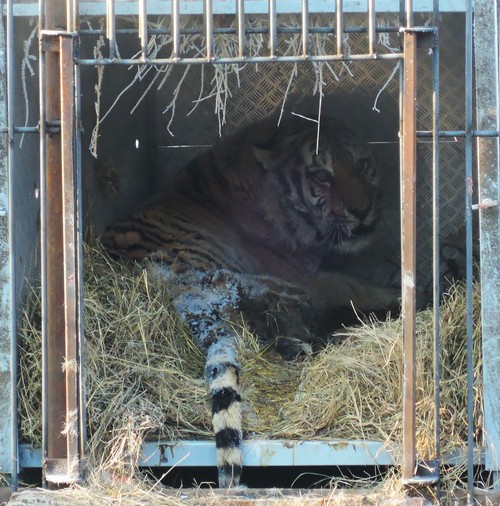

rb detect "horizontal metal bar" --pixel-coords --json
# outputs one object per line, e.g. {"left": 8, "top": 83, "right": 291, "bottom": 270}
{"left": 417, "top": 130, "right": 499, "bottom": 137}
{"left": 5, "top": 0, "right": 469, "bottom": 17}
{"left": 77, "top": 26, "right": 401, "bottom": 37}
{"left": 77, "top": 52, "right": 403, "bottom": 66}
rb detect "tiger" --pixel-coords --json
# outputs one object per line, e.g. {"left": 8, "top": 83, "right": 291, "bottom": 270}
{"left": 100, "top": 114, "right": 398, "bottom": 488}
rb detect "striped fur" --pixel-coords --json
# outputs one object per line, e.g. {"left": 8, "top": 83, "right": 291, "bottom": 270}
{"left": 100, "top": 115, "right": 380, "bottom": 487}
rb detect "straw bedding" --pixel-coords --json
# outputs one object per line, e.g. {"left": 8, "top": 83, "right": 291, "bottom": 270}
{"left": 18, "top": 243, "right": 483, "bottom": 491}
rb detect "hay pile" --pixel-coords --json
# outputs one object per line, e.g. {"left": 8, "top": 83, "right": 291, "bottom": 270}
{"left": 18, "top": 243, "right": 483, "bottom": 486}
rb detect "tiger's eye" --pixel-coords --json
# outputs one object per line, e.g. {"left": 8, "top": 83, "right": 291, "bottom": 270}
{"left": 356, "top": 158, "right": 371, "bottom": 174}
{"left": 313, "top": 169, "right": 331, "bottom": 183}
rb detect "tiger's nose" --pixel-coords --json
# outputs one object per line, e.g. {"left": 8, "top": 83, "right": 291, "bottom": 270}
{"left": 347, "top": 206, "right": 370, "bottom": 221}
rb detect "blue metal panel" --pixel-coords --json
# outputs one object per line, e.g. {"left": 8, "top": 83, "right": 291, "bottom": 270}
{"left": 20, "top": 440, "right": 396, "bottom": 468}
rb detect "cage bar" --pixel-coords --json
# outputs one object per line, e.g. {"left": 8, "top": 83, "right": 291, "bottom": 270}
{"left": 367, "top": 0, "right": 376, "bottom": 54}
{"left": 138, "top": 0, "right": 148, "bottom": 60}
{"left": 106, "top": 0, "right": 117, "bottom": 59}
{"left": 474, "top": 0, "right": 500, "bottom": 488}
{"left": 269, "top": 0, "right": 276, "bottom": 57}
{"left": 237, "top": 0, "right": 245, "bottom": 58}
{"left": 401, "top": 29, "right": 417, "bottom": 483}
{"left": 0, "top": 0, "right": 17, "bottom": 486}
{"left": 336, "top": 0, "right": 344, "bottom": 55}
{"left": 39, "top": 0, "right": 85, "bottom": 483}
{"left": 204, "top": 0, "right": 213, "bottom": 60}
{"left": 301, "top": 0, "right": 310, "bottom": 57}
{"left": 171, "top": 0, "right": 180, "bottom": 57}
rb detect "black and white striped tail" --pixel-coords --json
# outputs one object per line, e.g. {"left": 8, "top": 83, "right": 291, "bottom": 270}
{"left": 205, "top": 340, "right": 243, "bottom": 487}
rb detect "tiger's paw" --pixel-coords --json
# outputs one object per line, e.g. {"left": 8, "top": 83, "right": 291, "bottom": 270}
{"left": 275, "top": 336, "right": 313, "bottom": 360}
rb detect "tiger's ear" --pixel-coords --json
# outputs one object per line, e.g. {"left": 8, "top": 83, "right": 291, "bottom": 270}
{"left": 253, "top": 145, "right": 273, "bottom": 170}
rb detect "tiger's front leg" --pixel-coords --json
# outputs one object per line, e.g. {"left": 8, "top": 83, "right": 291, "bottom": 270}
{"left": 305, "top": 270, "right": 401, "bottom": 316}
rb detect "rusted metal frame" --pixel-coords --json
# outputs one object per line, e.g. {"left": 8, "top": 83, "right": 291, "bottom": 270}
{"left": 40, "top": 26, "right": 83, "bottom": 485}
{"left": 474, "top": 0, "right": 500, "bottom": 490}
{"left": 400, "top": 29, "right": 418, "bottom": 484}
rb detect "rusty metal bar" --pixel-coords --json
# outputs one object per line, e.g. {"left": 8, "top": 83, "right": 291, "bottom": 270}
{"left": 59, "top": 33, "right": 81, "bottom": 480}
{"left": 40, "top": 0, "right": 84, "bottom": 485}
{"left": 336, "top": 0, "right": 344, "bottom": 55}
{"left": 401, "top": 30, "right": 417, "bottom": 483}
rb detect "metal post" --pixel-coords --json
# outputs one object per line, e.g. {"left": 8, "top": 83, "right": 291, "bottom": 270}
{"left": 474, "top": 0, "right": 500, "bottom": 489}
{"left": 401, "top": 29, "right": 417, "bottom": 483}
{"left": 0, "top": 0, "right": 17, "bottom": 487}
{"left": 336, "top": 0, "right": 344, "bottom": 55}
{"left": 40, "top": 0, "right": 84, "bottom": 486}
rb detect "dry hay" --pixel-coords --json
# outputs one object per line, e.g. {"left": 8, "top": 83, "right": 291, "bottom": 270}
{"left": 18, "top": 243, "right": 483, "bottom": 495}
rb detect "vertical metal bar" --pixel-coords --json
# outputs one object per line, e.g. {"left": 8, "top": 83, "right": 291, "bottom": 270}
{"left": 204, "top": 0, "right": 213, "bottom": 60}
{"left": 237, "top": 0, "right": 245, "bottom": 58}
{"left": 1, "top": 0, "right": 18, "bottom": 488}
{"left": 406, "top": 0, "right": 413, "bottom": 27}
{"left": 336, "top": 0, "right": 344, "bottom": 55}
{"left": 66, "top": 0, "right": 73, "bottom": 35}
{"left": 59, "top": 34, "right": 80, "bottom": 476}
{"left": 301, "top": 0, "right": 309, "bottom": 57}
{"left": 465, "top": 0, "right": 475, "bottom": 497}
{"left": 72, "top": 23, "right": 87, "bottom": 463}
{"left": 38, "top": 1, "right": 49, "bottom": 489}
{"left": 368, "top": 0, "right": 376, "bottom": 55}
{"left": 106, "top": 0, "right": 116, "bottom": 59}
{"left": 401, "top": 30, "right": 418, "bottom": 483}
{"left": 41, "top": 0, "right": 83, "bottom": 485}
{"left": 269, "top": 0, "right": 277, "bottom": 57}
{"left": 171, "top": 0, "right": 180, "bottom": 58}
{"left": 72, "top": 0, "right": 79, "bottom": 31}
{"left": 431, "top": 0, "right": 442, "bottom": 496}
{"left": 139, "top": 0, "right": 148, "bottom": 60}
{"left": 474, "top": 0, "right": 500, "bottom": 489}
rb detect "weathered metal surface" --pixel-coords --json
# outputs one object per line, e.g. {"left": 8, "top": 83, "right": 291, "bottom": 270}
{"left": 8, "top": 0, "right": 470, "bottom": 17}
{"left": 0, "top": 0, "right": 12, "bottom": 477}
{"left": 400, "top": 30, "right": 417, "bottom": 483}
{"left": 40, "top": 1, "right": 83, "bottom": 485}
{"left": 474, "top": 0, "right": 500, "bottom": 479}
{"left": 20, "top": 440, "right": 397, "bottom": 468}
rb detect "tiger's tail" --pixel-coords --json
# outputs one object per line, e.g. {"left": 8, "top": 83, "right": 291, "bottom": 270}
{"left": 205, "top": 339, "right": 243, "bottom": 487}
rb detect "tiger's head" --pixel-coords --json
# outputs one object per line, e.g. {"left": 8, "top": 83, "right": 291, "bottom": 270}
{"left": 254, "top": 117, "right": 379, "bottom": 254}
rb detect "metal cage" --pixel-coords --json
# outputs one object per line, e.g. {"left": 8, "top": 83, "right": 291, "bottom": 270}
{"left": 0, "top": 0, "right": 499, "bottom": 501}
